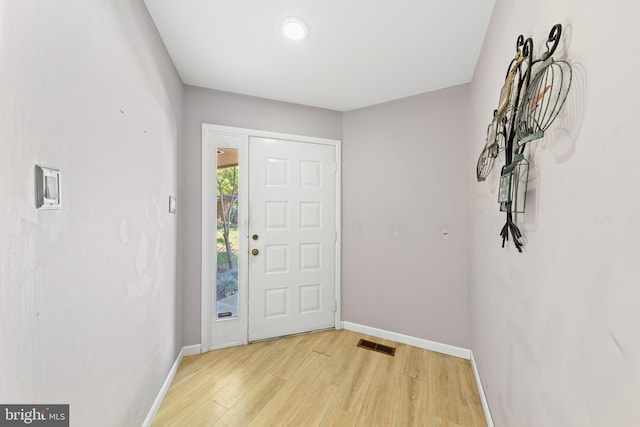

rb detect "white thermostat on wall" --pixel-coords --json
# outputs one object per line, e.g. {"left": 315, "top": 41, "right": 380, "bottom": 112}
{"left": 35, "top": 165, "right": 62, "bottom": 209}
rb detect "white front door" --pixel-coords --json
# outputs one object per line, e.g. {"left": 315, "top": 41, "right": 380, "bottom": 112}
{"left": 248, "top": 137, "right": 337, "bottom": 341}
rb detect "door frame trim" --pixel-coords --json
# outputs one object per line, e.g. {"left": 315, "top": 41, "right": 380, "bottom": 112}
{"left": 201, "top": 123, "right": 342, "bottom": 352}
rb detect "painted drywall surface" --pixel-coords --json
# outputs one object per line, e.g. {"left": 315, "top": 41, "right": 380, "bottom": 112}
{"left": 0, "top": 1, "right": 182, "bottom": 426}
{"left": 342, "top": 85, "right": 471, "bottom": 348}
{"left": 469, "top": 0, "right": 640, "bottom": 426}
{"left": 180, "top": 86, "right": 342, "bottom": 345}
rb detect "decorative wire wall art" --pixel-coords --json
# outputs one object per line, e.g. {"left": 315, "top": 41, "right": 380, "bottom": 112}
{"left": 475, "top": 24, "right": 572, "bottom": 252}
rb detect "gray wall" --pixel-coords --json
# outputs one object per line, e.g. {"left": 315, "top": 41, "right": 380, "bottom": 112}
{"left": 180, "top": 86, "right": 343, "bottom": 345}
{"left": 342, "top": 85, "right": 472, "bottom": 348}
{"left": 0, "top": 1, "right": 183, "bottom": 426}
{"left": 469, "top": 0, "right": 640, "bottom": 425}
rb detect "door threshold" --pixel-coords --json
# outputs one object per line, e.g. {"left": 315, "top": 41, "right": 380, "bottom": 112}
{"left": 249, "top": 327, "right": 336, "bottom": 344}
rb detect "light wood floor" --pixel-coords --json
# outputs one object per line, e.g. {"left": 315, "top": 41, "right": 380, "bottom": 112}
{"left": 152, "top": 330, "right": 487, "bottom": 427}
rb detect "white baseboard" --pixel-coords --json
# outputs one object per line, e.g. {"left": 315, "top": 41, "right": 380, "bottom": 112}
{"left": 471, "top": 351, "right": 494, "bottom": 427}
{"left": 341, "top": 321, "right": 471, "bottom": 360}
{"left": 183, "top": 344, "right": 202, "bottom": 357}
{"left": 141, "top": 344, "right": 193, "bottom": 427}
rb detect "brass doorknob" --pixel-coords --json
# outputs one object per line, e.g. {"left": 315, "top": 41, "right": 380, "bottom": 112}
{"left": 251, "top": 248, "right": 259, "bottom": 256}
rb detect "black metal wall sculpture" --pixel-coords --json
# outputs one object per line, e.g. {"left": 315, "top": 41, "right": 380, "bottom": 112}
{"left": 476, "top": 24, "right": 572, "bottom": 252}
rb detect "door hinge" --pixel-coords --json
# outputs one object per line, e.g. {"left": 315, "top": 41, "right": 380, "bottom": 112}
{"left": 333, "top": 299, "right": 337, "bottom": 312}
{"left": 334, "top": 231, "right": 337, "bottom": 242}
{"left": 334, "top": 163, "right": 338, "bottom": 174}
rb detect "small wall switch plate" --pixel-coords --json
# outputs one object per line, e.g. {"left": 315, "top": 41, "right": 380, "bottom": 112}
{"left": 169, "top": 196, "right": 177, "bottom": 214}
{"left": 35, "top": 165, "right": 62, "bottom": 209}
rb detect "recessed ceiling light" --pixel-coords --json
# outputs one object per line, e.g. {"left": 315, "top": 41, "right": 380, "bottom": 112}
{"left": 282, "top": 17, "right": 309, "bottom": 42}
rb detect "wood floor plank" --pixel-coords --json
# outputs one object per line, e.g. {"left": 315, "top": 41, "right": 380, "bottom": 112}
{"left": 284, "top": 380, "right": 338, "bottom": 426}
{"left": 152, "top": 330, "right": 487, "bottom": 427}
{"left": 329, "top": 345, "right": 379, "bottom": 413}
{"left": 354, "top": 348, "right": 402, "bottom": 427}
{"left": 392, "top": 374, "right": 430, "bottom": 427}
{"left": 319, "top": 405, "right": 359, "bottom": 427}
{"left": 267, "top": 333, "right": 318, "bottom": 380}
{"left": 248, "top": 351, "right": 330, "bottom": 427}
{"left": 209, "top": 337, "right": 299, "bottom": 408}
{"left": 158, "top": 344, "right": 254, "bottom": 413}
{"left": 152, "top": 397, "right": 227, "bottom": 427}
{"left": 212, "top": 373, "right": 285, "bottom": 426}
{"left": 452, "top": 359, "right": 486, "bottom": 427}
{"left": 173, "top": 344, "right": 246, "bottom": 387}
{"left": 312, "top": 328, "right": 353, "bottom": 357}
{"left": 402, "top": 339, "right": 433, "bottom": 382}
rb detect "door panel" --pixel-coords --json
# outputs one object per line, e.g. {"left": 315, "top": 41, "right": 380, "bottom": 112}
{"left": 248, "top": 137, "right": 336, "bottom": 341}
{"left": 202, "top": 130, "right": 248, "bottom": 351}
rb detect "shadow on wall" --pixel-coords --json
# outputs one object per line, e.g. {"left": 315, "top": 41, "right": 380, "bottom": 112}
{"left": 520, "top": 168, "right": 539, "bottom": 232}
{"left": 532, "top": 23, "right": 587, "bottom": 164}
{"left": 519, "top": 59, "right": 586, "bottom": 233}
{"left": 544, "top": 61, "right": 588, "bottom": 163}
{"left": 539, "top": 24, "right": 585, "bottom": 162}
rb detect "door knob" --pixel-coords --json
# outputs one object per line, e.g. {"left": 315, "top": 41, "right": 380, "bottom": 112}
{"left": 251, "top": 248, "right": 259, "bottom": 256}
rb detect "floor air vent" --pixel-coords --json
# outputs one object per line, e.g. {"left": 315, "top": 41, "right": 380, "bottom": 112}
{"left": 357, "top": 339, "right": 396, "bottom": 356}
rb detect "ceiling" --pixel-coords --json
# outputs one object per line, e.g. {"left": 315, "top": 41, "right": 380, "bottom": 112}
{"left": 143, "top": 0, "right": 496, "bottom": 111}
